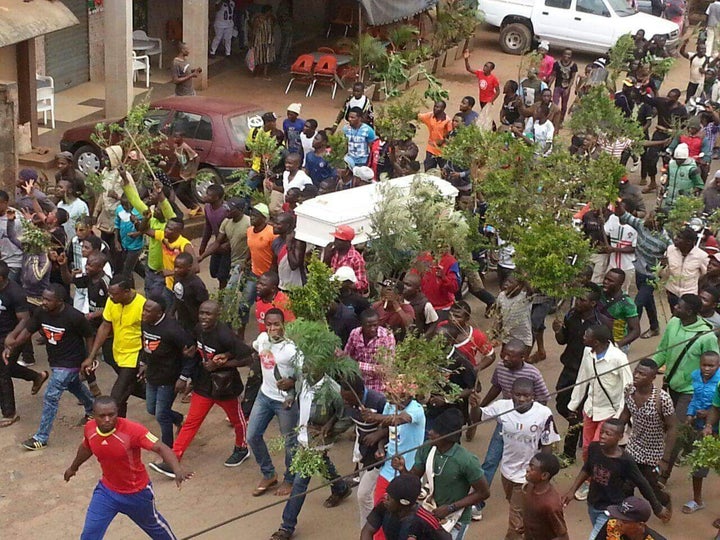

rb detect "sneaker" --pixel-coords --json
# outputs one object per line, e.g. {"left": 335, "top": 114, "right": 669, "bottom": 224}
{"left": 323, "top": 487, "right": 352, "bottom": 508}
{"left": 575, "top": 482, "right": 589, "bottom": 501}
{"left": 22, "top": 437, "right": 47, "bottom": 451}
{"left": 77, "top": 414, "right": 93, "bottom": 426}
{"left": 224, "top": 446, "right": 250, "bottom": 467}
{"left": 630, "top": 158, "right": 640, "bottom": 172}
{"left": 148, "top": 461, "right": 176, "bottom": 479}
{"left": 18, "top": 358, "right": 36, "bottom": 368}
{"left": 471, "top": 504, "right": 483, "bottom": 521}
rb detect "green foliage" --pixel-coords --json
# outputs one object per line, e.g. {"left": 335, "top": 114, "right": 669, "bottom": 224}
{"left": 374, "top": 93, "right": 423, "bottom": 142}
{"left": 290, "top": 446, "right": 329, "bottom": 478}
{"left": 388, "top": 24, "right": 419, "bottom": 51}
{"left": 340, "top": 34, "right": 388, "bottom": 72}
{"left": 84, "top": 171, "right": 104, "bottom": 196}
{"left": 326, "top": 130, "right": 349, "bottom": 169}
{"left": 606, "top": 33, "right": 636, "bottom": 90}
{"left": 665, "top": 195, "right": 704, "bottom": 234}
{"left": 643, "top": 52, "right": 675, "bottom": 78}
{"left": 245, "top": 128, "right": 282, "bottom": 172}
{"left": 514, "top": 219, "right": 592, "bottom": 299}
{"left": 688, "top": 435, "right": 720, "bottom": 475}
{"left": 366, "top": 178, "right": 476, "bottom": 280}
{"left": 380, "top": 334, "right": 461, "bottom": 403}
{"left": 433, "top": 0, "right": 481, "bottom": 52}
{"left": 210, "top": 278, "right": 244, "bottom": 330}
{"left": 286, "top": 255, "right": 341, "bottom": 322}
{"left": 401, "top": 45, "right": 433, "bottom": 65}
{"left": 377, "top": 53, "right": 410, "bottom": 98}
{"left": 18, "top": 218, "right": 52, "bottom": 254}
{"left": 366, "top": 181, "right": 420, "bottom": 280}
{"left": 567, "top": 85, "right": 645, "bottom": 144}
{"left": 90, "top": 98, "right": 163, "bottom": 181}
{"left": 420, "top": 68, "right": 450, "bottom": 103}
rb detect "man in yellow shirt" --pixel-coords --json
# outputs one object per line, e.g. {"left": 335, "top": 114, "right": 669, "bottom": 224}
{"left": 143, "top": 218, "right": 198, "bottom": 290}
{"left": 83, "top": 276, "right": 146, "bottom": 417}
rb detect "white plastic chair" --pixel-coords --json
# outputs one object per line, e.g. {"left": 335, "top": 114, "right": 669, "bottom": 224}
{"left": 36, "top": 74, "right": 55, "bottom": 129}
{"left": 132, "top": 51, "right": 150, "bottom": 88}
{"left": 132, "top": 30, "right": 163, "bottom": 68}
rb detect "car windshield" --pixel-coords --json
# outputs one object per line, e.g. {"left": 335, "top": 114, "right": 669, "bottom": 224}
{"left": 605, "top": 0, "right": 636, "bottom": 16}
{"left": 228, "top": 113, "right": 259, "bottom": 147}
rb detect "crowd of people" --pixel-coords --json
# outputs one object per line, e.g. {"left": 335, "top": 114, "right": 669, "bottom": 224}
{"left": 10, "top": 7, "right": 720, "bottom": 540}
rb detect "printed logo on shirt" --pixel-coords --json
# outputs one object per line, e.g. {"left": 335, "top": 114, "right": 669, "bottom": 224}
{"left": 592, "top": 464, "right": 612, "bottom": 486}
{"left": 41, "top": 324, "right": 66, "bottom": 345}
{"left": 173, "top": 282, "right": 185, "bottom": 300}
{"left": 259, "top": 349, "right": 276, "bottom": 370}
{"left": 478, "top": 79, "right": 488, "bottom": 90}
{"left": 197, "top": 341, "right": 216, "bottom": 362}
{"left": 0, "top": 299, "right": 6, "bottom": 312}
{"left": 142, "top": 331, "right": 161, "bottom": 354}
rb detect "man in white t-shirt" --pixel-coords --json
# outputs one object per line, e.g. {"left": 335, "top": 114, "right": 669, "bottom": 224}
{"left": 680, "top": 39, "right": 709, "bottom": 100}
{"left": 481, "top": 377, "right": 560, "bottom": 540}
{"left": 300, "top": 120, "right": 317, "bottom": 166}
{"left": 247, "top": 309, "right": 303, "bottom": 498}
{"left": 604, "top": 213, "right": 638, "bottom": 294}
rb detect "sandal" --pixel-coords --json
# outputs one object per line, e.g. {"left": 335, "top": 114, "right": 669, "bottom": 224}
{"left": 31, "top": 371, "right": 49, "bottom": 395}
{"left": 252, "top": 475, "right": 278, "bottom": 497}
{"left": 323, "top": 488, "right": 352, "bottom": 508}
{"left": 681, "top": 501, "right": 705, "bottom": 514}
{"left": 0, "top": 415, "right": 19, "bottom": 428}
{"left": 269, "top": 529, "right": 292, "bottom": 540}
{"left": 713, "top": 518, "right": 720, "bottom": 529}
{"left": 640, "top": 328, "right": 660, "bottom": 339}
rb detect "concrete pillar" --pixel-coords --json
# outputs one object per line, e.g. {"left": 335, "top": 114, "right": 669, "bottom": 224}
{"left": 16, "top": 39, "right": 38, "bottom": 146}
{"left": 183, "top": 0, "right": 209, "bottom": 91}
{"left": 104, "top": 0, "right": 133, "bottom": 117}
{"left": 0, "top": 83, "right": 19, "bottom": 197}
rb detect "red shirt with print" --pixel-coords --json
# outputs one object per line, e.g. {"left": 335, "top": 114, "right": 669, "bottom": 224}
{"left": 474, "top": 71, "right": 500, "bottom": 104}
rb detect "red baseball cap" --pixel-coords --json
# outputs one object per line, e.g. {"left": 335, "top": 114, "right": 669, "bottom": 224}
{"left": 331, "top": 225, "right": 355, "bottom": 242}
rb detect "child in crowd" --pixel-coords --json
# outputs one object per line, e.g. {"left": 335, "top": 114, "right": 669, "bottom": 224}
{"left": 522, "top": 453, "right": 569, "bottom": 540}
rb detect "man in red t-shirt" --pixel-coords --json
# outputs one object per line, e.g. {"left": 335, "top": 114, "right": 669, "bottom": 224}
{"left": 255, "top": 271, "right": 295, "bottom": 332}
{"left": 447, "top": 301, "right": 496, "bottom": 370}
{"left": 464, "top": 50, "right": 500, "bottom": 109}
{"left": 64, "top": 396, "right": 192, "bottom": 539}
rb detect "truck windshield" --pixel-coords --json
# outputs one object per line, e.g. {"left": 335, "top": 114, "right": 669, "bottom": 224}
{"left": 605, "top": 0, "right": 636, "bottom": 16}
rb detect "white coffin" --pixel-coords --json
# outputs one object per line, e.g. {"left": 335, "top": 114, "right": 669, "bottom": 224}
{"left": 294, "top": 174, "right": 459, "bottom": 247}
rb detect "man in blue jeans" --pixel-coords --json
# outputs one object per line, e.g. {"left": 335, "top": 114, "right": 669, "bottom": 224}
{"left": 4, "top": 284, "right": 95, "bottom": 450}
{"left": 249, "top": 309, "right": 302, "bottom": 497}
{"left": 138, "top": 296, "right": 195, "bottom": 447}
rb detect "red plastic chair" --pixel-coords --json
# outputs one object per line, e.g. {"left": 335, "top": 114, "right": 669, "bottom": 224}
{"left": 309, "top": 55, "right": 339, "bottom": 99}
{"left": 285, "top": 54, "right": 315, "bottom": 96}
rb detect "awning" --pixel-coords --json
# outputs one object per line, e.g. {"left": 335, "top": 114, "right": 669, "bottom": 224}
{"left": 359, "top": 0, "right": 438, "bottom": 26}
{"left": 0, "top": 0, "right": 79, "bottom": 48}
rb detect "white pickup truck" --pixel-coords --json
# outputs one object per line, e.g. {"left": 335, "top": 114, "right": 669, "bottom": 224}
{"left": 480, "top": 0, "right": 679, "bottom": 54}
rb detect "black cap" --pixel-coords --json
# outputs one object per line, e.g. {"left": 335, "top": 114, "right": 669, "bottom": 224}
{"left": 606, "top": 497, "right": 652, "bottom": 523}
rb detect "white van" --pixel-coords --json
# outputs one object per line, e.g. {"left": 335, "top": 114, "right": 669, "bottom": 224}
{"left": 480, "top": 0, "right": 679, "bottom": 54}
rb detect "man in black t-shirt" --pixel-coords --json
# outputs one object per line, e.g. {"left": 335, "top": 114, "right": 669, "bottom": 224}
{"left": 172, "top": 252, "right": 209, "bottom": 332}
{"left": 138, "top": 296, "right": 195, "bottom": 447}
{"left": 149, "top": 300, "right": 252, "bottom": 478}
{"left": 5, "top": 284, "right": 94, "bottom": 450}
{"left": 361, "top": 474, "right": 451, "bottom": 540}
{"left": 0, "top": 260, "right": 47, "bottom": 427}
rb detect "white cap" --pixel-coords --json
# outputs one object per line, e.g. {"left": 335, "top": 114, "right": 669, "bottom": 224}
{"left": 538, "top": 41, "right": 550, "bottom": 51}
{"left": 352, "top": 166, "right": 375, "bottom": 182}
{"left": 674, "top": 143, "right": 689, "bottom": 160}
{"left": 287, "top": 103, "right": 302, "bottom": 115}
{"left": 331, "top": 266, "right": 357, "bottom": 283}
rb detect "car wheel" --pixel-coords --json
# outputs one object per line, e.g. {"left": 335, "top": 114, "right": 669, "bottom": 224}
{"left": 499, "top": 23, "right": 532, "bottom": 55}
{"left": 73, "top": 145, "right": 102, "bottom": 175}
{"left": 195, "top": 167, "right": 222, "bottom": 200}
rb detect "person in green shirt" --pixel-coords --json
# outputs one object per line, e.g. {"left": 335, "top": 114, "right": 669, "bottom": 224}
{"left": 654, "top": 293, "right": 719, "bottom": 483}
{"left": 121, "top": 176, "right": 175, "bottom": 303}
{"left": 391, "top": 408, "right": 489, "bottom": 539}
{"left": 597, "top": 269, "right": 640, "bottom": 350}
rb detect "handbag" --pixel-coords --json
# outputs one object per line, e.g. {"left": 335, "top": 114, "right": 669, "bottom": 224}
{"left": 420, "top": 446, "right": 465, "bottom": 533}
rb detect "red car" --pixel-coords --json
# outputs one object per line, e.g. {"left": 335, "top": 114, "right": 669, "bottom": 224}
{"left": 60, "top": 96, "right": 263, "bottom": 197}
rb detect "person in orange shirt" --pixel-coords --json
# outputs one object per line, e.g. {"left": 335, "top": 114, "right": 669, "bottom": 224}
{"left": 239, "top": 203, "right": 277, "bottom": 337}
{"left": 417, "top": 101, "right": 452, "bottom": 171}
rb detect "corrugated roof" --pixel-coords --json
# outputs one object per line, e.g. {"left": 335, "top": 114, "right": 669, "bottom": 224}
{"left": 0, "top": 0, "right": 79, "bottom": 48}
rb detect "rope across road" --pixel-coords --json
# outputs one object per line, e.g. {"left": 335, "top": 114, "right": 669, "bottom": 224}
{"left": 180, "top": 326, "right": 720, "bottom": 539}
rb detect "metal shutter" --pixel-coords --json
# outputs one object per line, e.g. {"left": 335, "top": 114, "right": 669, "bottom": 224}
{"left": 44, "top": 0, "right": 89, "bottom": 91}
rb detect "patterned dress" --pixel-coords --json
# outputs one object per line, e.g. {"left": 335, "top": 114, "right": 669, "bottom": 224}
{"left": 251, "top": 14, "right": 275, "bottom": 65}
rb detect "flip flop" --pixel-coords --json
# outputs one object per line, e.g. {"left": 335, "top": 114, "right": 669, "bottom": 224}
{"left": 682, "top": 501, "right": 705, "bottom": 514}
{"left": 640, "top": 328, "right": 660, "bottom": 339}
{"left": 31, "top": 371, "right": 49, "bottom": 395}
{"left": 0, "top": 415, "right": 20, "bottom": 428}
{"left": 713, "top": 518, "right": 720, "bottom": 529}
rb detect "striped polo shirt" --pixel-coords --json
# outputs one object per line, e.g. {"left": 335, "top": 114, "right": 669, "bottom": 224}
{"left": 490, "top": 362, "right": 551, "bottom": 404}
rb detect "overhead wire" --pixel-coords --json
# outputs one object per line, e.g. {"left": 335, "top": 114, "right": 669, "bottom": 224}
{"left": 180, "top": 325, "right": 720, "bottom": 539}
